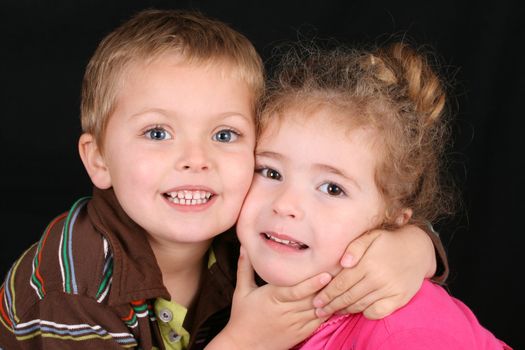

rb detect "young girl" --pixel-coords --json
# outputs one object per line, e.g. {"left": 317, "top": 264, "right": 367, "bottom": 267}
{"left": 236, "top": 42, "right": 512, "bottom": 349}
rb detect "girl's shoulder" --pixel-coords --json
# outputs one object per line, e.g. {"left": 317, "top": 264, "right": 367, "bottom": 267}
{"left": 365, "top": 280, "right": 506, "bottom": 349}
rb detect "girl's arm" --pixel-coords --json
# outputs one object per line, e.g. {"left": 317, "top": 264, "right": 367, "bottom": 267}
{"left": 312, "top": 224, "right": 447, "bottom": 319}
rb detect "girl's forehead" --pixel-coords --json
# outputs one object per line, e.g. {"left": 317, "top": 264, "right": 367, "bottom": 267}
{"left": 261, "top": 103, "right": 368, "bottom": 136}
{"left": 257, "top": 106, "right": 384, "bottom": 167}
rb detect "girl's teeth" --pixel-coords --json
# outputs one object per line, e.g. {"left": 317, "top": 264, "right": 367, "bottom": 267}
{"left": 264, "top": 233, "right": 308, "bottom": 249}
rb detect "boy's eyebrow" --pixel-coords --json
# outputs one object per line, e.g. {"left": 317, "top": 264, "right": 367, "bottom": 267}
{"left": 129, "top": 108, "right": 169, "bottom": 119}
{"left": 129, "top": 109, "right": 252, "bottom": 123}
{"left": 219, "top": 112, "right": 253, "bottom": 124}
{"left": 312, "top": 163, "right": 362, "bottom": 190}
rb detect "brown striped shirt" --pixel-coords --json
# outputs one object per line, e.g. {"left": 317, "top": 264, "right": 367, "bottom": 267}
{"left": 0, "top": 187, "right": 238, "bottom": 349}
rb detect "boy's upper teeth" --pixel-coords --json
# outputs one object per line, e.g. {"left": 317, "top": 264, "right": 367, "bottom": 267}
{"left": 165, "top": 190, "right": 212, "bottom": 205}
{"left": 166, "top": 190, "right": 211, "bottom": 200}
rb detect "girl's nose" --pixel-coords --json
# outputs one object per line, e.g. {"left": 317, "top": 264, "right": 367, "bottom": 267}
{"left": 272, "top": 185, "right": 304, "bottom": 220}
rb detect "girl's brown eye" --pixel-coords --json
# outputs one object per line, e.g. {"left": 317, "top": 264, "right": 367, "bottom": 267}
{"left": 327, "top": 184, "right": 342, "bottom": 195}
{"left": 256, "top": 167, "right": 282, "bottom": 181}
{"left": 267, "top": 169, "right": 281, "bottom": 180}
{"left": 319, "top": 182, "right": 345, "bottom": 196}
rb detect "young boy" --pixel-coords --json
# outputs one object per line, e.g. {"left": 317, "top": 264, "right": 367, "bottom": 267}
{"left": 0, "top": 9, "right": 442, "bottom": 350}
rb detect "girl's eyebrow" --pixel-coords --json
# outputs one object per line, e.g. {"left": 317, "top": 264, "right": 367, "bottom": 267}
{"left": 313, "top": 163, "right": 362, "bottom": 190}
{"left": 256, "top": 151, "right": 362, "bottom": 190}
{"left": 255, "top": 150, "right": 285, "bottom": 160}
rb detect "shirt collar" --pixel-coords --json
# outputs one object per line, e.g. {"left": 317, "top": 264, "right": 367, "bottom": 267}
{"left": 87, "top": 187, "right": 170, "bottom": 305}
{"left": 85, "top": 187, "right": 238, "bottom": 308}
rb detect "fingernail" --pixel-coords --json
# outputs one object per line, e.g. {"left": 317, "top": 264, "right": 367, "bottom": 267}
{"left": 316, "top": 308, "right": 329, "bottom": 318}
{"left": 319, "top": 273, "right": 331, "bottom": 285}
{"left": 340, "top": 254, "right": 354, "bottom": 268}
{"left": 313, "top": 297, "right": 325, "bottom": 308}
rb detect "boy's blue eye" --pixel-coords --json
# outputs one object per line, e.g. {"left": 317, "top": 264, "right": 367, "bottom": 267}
{"left": 318, "top": 182, "right": 345, "bottom": 196}
{"left": 213, "top": 129, "right": 239, "bottom": 143}
{"left": 145, "top": 127, "right": 172, "bottom": 140}
{"left": 257, "top": 167, "right": 282, "bottom": 181}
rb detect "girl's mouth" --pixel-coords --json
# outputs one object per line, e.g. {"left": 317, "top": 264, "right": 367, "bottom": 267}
{"left": 261, "top": 232, "right": 309, "bottom": 250}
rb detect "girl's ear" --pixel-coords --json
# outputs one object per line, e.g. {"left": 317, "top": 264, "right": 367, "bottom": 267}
{"left": 78, "top": 133, "right": 112, "bottom": 189}
{"left": 395, "top": 208, "right": 413, "bottom": 226}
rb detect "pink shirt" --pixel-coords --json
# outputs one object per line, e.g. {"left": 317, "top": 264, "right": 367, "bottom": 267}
{"left": 294, "top": 280, "right": 511, "bottom": 350}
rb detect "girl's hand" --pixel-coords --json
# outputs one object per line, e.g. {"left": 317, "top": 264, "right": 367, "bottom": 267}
{"left": 312, "top": 225, "right": 436, "bottom": 320}
{"left": 207, "top": 248, "right": 331, "bottom": 350}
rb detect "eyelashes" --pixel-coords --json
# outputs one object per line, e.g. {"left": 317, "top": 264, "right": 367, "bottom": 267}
{"left": 142, "top": 126, "right": 242, "bottom": 143}
{"left": 212, "top": 128, "right": 241, "bottom": 143}
{"left": 255, "top": 166, "right": 282, "bottom": 181}
{"left": 255, "top": 164, "right": 347, "bottom": 198}
{"left": 143, "top": 125, "right": 172, "bottom": 140}
{"left": 318, "top": 182, "right": 346, "bottom": 197}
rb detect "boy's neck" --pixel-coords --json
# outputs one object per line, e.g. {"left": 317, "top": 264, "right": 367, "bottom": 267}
{"left": 149, "top": 238, "right": 213, "bottom": 307}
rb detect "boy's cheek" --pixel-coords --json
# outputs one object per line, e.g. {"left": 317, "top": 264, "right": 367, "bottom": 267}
{"left": 228, "top": 173, "right": 256, "bottom": 222}
{"left": 237, "top": 185, "right": 264, "bottom": 225}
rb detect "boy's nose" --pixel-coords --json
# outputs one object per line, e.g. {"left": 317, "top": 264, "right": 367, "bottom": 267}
{"left": 176, "top": 143, "right": 210, "bottom": 171}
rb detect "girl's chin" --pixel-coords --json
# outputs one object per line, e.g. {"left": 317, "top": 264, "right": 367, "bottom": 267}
{"left": 256, "top": 270, "right": 307, "bottom": 287}
{"left": 257, "top": 265, "right": 342, "bottom": 287}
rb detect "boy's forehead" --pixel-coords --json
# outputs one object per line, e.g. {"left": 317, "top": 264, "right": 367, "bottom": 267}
{"left": 109, "top": 53, "right": 256, "bottom": 125}
{"left": 121, "top": 52, "right": 216, "bottom": 77}
{"left": 118, "top": 53, "right": 256, "bottom": 101}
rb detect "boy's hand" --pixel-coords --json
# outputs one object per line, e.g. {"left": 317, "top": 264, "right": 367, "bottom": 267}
{"left": 312, "top": 225, "right": 436, "bottom": 320}
{"left": 207, "top": 247, "right": 331, "bottom": 350}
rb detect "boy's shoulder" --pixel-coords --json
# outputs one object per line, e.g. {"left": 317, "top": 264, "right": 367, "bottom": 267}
{"left": 0, "top": 192, "right": 172, "bottom": 348}
{"left": 0, "top": 197, "right": 128, "bottom": 347}
{"left": 2, "top": 197, "right": 111, "bottom": 310}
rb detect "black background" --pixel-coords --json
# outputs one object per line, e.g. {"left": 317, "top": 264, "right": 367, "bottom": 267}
{"left": 1, "top": 1, "right": 523, "bottom": 348}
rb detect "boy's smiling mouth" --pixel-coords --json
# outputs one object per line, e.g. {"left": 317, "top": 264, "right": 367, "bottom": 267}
{"left": 261, "top": 232, "right": 309, "bottom": 250}
{"left": 164, "top": 190, "right": 213, "bottom": 205}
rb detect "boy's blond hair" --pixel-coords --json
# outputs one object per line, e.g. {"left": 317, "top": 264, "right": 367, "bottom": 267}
{"left": 81, "top": 9, "right": 264, "bottom": 148}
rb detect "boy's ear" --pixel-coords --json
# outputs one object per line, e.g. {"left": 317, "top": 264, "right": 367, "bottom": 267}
{"left": 394, "top": 208, "right": 413, "bottom": 226}
{"left": 78, "top": 133, "right": 112, "bottom": 189}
